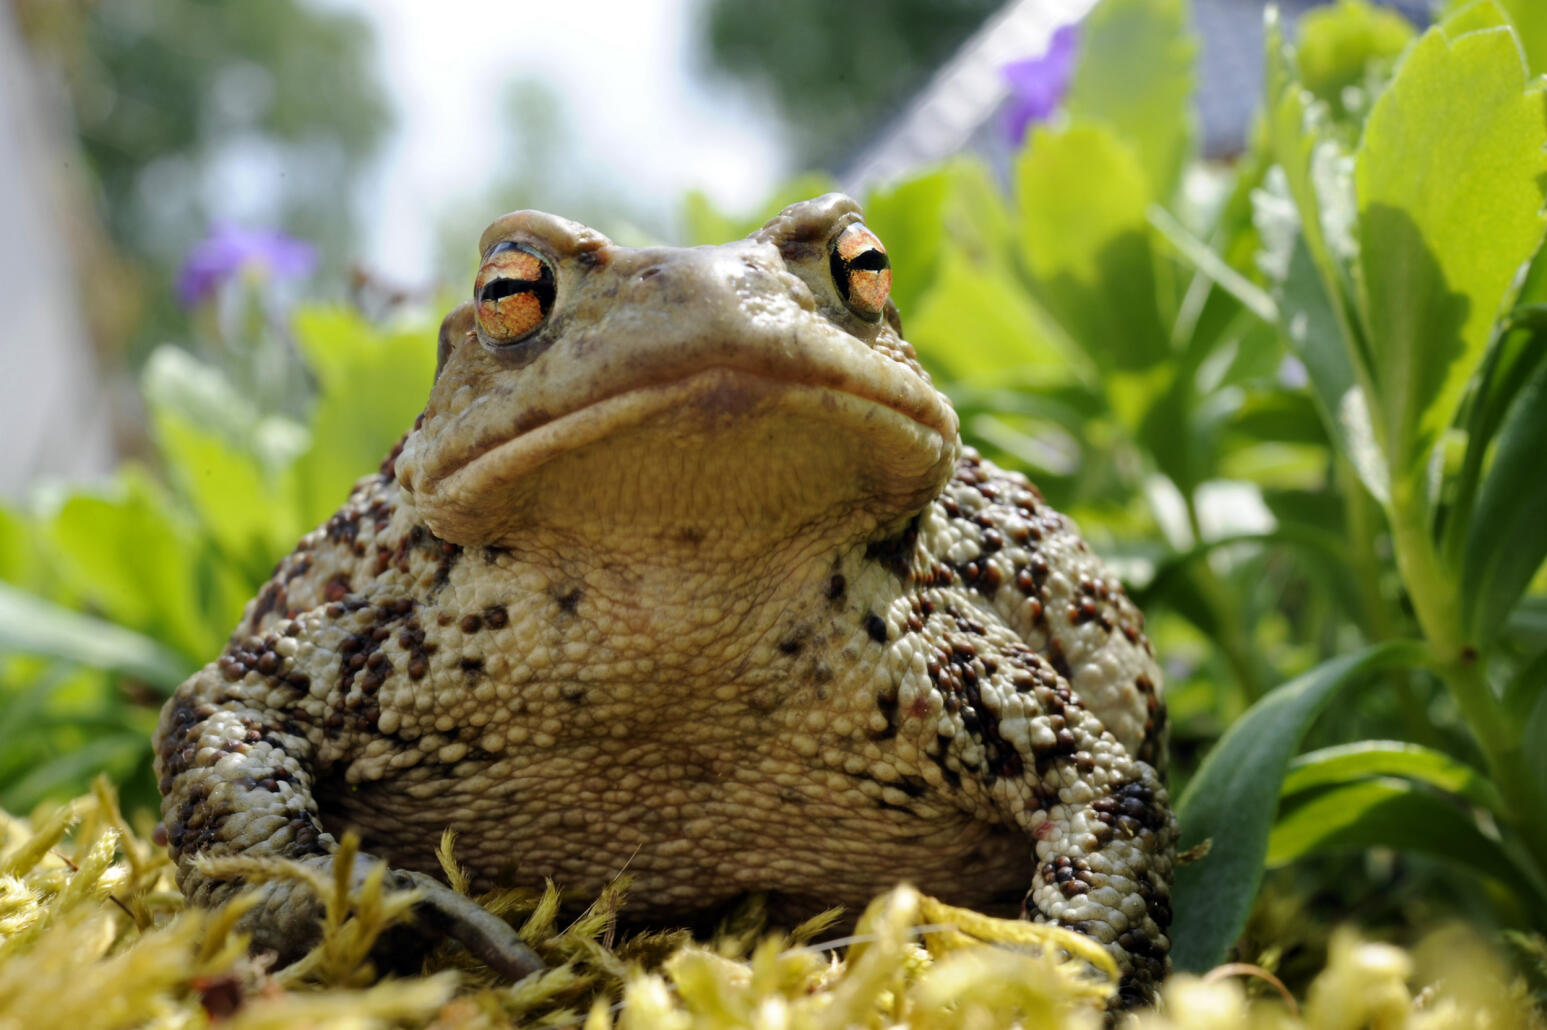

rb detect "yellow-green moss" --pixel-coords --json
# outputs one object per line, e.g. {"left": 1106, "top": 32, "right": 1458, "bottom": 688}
{"left": 0, "top": 781, "right": 1538, "bottom": 1029}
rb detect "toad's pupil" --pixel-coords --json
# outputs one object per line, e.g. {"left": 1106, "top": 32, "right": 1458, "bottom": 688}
{"left": 479, "top": 262, "right": 555, "bottom": 312}
{"left": 480, "top": 277, "right": 535, "bottom": 305}
{"left": 848, "top": 248, "right": 890, "bottom": 273}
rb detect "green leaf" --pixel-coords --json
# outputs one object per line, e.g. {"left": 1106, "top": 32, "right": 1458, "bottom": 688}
{"left": 1284, "top": 740, "right": 1503, "bottom": 811}
{"left": 1148, "top": 204, "right": 1277, "bottom": 325}
{"left": 1257, "top": 16, "right": 1391, "bottom": 500}
{"left": 139, "top": 343, "right": 262, "bottom": 447}
{"left": 1262, "top": 11, "right": 1365, "bottom": 367}
{"left": 152, "top": 409, "right": 307, "bottom": 581}
{"left": 1171, "top": 639, "right": 1428, "bottom": 972}
{"left": 1014, "top": 123, "right": 1171, "bottom": 373}
{"left": 1065, "top": 0, "right": 1197, "bottom": 200}
{"left": 1267, "top": 779, "right": 1524, "bottom": 891}
{"left": 1445, "top": 0, "right": 1547, "bottom": 74}
{"left": 863, "top": 169, "right": 948, "bottom": 316}
{"left": 289, "top": 308, "right": 439, "bottom": 526}
{"left": 1255, "top": 175, "right": 1387, "bottom": 500}
{"left": 0, "top": 583, "right": 193, "bottom": 691}
{"left": 907, "top": 243, "right": 1080, "bottom": 384}
{"left": 937, "top": 159, "right": 1019, "bottom": 275}
{"left": 681, "top": 172, "right": 839, "bottom": 245}
{"left": 0, "top": 730, "right": 151, "bottom": 812}
{"left": 1461, "top": 344, "right": 1547, "bottom": 642}
{"left": 0, "top": 505, "right": 42, "bottom": 591}
{"left": 1441, "top": 291, "right": 1547, "bottom": 566}
{"left": 1519, "top": 677, "right": 1547, "bottom": 812}
{"left": 1296, "top": 0, "right": 1415, "bottom": 128}
{"left": 43, "top": 471, "right": 244, "bottom": 662}
{"left": 1354, "top": 4, "right": 1547, "bottom": 483}
{"left": 144, "top": 347, "right": 310, "bottom": 581}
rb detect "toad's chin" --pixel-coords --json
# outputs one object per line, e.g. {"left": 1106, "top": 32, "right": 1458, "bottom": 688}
{"left": 397, "top": 367, "right": 959, "bottom": 553}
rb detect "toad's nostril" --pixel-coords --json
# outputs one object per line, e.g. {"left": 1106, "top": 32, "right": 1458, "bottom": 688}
{"left": 637, "top": 266, "right": 663, "bottom": 282}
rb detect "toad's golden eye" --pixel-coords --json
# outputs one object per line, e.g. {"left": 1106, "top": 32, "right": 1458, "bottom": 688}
{"left": 829, "top": 223, "right": 891, "bottom": 321}
{"left": 474, "top": 242, "right": 556, "bottom": 342}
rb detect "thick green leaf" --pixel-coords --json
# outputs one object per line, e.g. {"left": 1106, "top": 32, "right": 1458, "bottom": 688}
{"left": 142, "top": 346, "right": 309, "bottom": 579}
{"left": 153, "top": 410, "right": 307, "bottom": 581}
{"left": 1171, "top": 639, "right": 1428, "bottom": 971}
{"left": 863, "top": 170, "right": 948, "bottom": 316}
{"left": 1065, "top": 0, "right": 1197, "bottom": 200}
{"left": 0, "top": 505, "right": 42, "bottom": 591}
{"left": 1445, "top": 0, "right": 1547, "bottom": 74}
{"left": 1354, "top": 5, "right": 1547, "bottom": 483}
{"left": 1461, "top": 347, "right": 1547, "bottom": 642}
{"left": 43, "top": 471, "right": 242, "bottom": 662}
{"left": 1266, "top": 778, "right": 1524, "bottom": 891}
{"left": 680, "top": 172, "right": 838, "bottom": 245}
{"left": 0, "top": 583, "right": 193, "bottom": 691}
{"left": 1283, "top": 740, "right": 1502, "bottom": 811}
{"left": 139, "top": 343, "right": 262, "bottom": 447}
{"left": 907, "top": 243, "right": 1080, "bottom": 384}
{"left": 937, "top": 159, "right": 1019, "bottom": 276}
{"left": 1296, "top": 0, "right": 1415, "bottom": 128}
{"left": 1015, "top": 123, "right": 1171, "bottom": 374}
{"left": 289, "top": 308, "right": 439, "bottom": 526}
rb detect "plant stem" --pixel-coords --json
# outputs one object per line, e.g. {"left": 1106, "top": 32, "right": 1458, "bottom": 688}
{"left": 1388, "top": 483, "right": 1547, "bottom": 887}
{"left": 1338, "top": 459, "right": 1438, "bottom": 748}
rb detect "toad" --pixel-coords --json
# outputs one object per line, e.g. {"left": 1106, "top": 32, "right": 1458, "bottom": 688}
{"left": 155, "top": 194, "right": 1175, "bottom": 1004}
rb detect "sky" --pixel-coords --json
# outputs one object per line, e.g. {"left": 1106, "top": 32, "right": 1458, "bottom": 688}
{"left": 310, "top": 0, "right": 790, "bottom": 283}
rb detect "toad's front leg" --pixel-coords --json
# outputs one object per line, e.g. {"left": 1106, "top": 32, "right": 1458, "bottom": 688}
{"left": 923, "top": 641, "right": 1176, "bottom": 1007}
{"left": 154, "top": 653, "right": 543, "bottom": 979}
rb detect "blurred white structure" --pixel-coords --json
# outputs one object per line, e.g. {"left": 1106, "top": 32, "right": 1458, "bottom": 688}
{"left": 841, "top": 0, "right": 1433, "bottom": 194}
{"left": 0, "top": 6, "right": 115, "bottom": 499}
{"left": 841, "top": 0, "right": 1097, "bottom": 194}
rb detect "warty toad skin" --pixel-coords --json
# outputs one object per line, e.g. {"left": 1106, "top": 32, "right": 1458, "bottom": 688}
{"left": 154, "top": 193, "right": 1177, "bottom": 1005}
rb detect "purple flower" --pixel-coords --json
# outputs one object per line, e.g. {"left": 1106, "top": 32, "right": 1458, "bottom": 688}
{"left": 176, "top": 224, "right": 317, "bottom": 307}
{"left": 1001, "top": 23, "right": 1080, "bottom": 147}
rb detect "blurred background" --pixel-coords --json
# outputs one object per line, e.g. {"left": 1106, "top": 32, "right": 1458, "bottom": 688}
{"left": 1, "top": 0, "right": 1429, "bottom": 496}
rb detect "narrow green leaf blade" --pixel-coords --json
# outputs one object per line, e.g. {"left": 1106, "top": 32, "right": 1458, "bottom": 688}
{"left": 0, "top": 731, "right": 151, "bottom": 812}
{"left": 1462, "top": 347, "right": 1547, "bottom": 641}
{"left": 1283, "top": 740, "right": 1503, "bottom": 811}
{"left": 0, "top": 583, "right": 194, "bottom": 691}
{"left": 1171, "top": 639, "right": 1428, "bottom": 971}
{"left": 1267, "top": 778, "right": 1523, "bottom": 890}
{"left": 1354, "top": 6, "right": 1547, "bottom": 481}
{"left": 1514, "top": 683, "right": 1547, "bottom": 848}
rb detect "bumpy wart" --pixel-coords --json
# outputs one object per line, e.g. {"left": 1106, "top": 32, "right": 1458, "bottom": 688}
{"left": 154, "top": 193, "right": 1176, "bottom": 1006}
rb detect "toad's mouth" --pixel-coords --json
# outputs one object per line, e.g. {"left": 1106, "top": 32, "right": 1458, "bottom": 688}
{"left": 400, "top": 362, "right": 960, "bottom": 548}
{"left": 417, "top": 355, "right": 959, "bottom": 488}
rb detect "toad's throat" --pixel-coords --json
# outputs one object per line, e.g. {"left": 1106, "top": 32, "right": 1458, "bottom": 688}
{"left": 405, "top": 365, "right": 960, "bottom": 550}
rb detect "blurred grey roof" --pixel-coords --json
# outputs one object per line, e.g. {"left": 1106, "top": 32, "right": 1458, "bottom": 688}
{"left": 841, "top": 0, "right": 1433, "bottom": 194}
